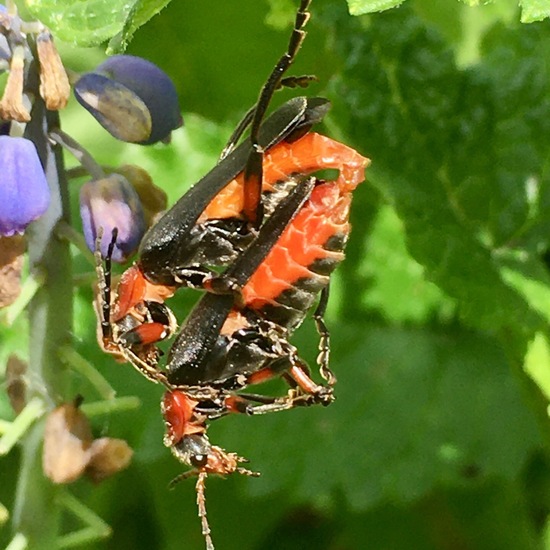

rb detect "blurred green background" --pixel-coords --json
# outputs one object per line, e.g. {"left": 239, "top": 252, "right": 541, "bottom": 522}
{"left": 5, "top": 0, "right": 550, "bottom": 548}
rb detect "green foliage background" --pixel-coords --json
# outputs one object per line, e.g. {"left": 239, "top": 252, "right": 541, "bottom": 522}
{"left": 4, "top": 0, "right": 550, "bottom": 548}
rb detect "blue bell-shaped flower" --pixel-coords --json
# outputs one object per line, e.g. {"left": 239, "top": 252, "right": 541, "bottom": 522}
{"left": 0, "top": 136, "right": 50, "bottom": 235}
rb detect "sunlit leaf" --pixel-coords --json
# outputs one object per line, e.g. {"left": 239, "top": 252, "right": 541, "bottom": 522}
{"left": 347, "top": 0, "right": 407, "bottom": 15}
{"left": 25, "top": 0, "right": 173, "bottom": 48}
{"left": 25, "top": 0, "right": 134, "bottom": 46}
{"left": 520, "top": 0, "right": 550, "bottom": 22}
{"left": 326, "top": 4, "right": 550, "bottom": 349}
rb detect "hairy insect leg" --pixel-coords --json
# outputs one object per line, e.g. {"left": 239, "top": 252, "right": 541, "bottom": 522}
{"left": 222, "top": 348, "right": 334, "bottom": 417}
{"left": 168, "top": 449, "right": 260, "bottom": 550}
{"left": 248, "top": 0, "right": 312, "bottom": 148}
{"left": 287, "top": 359, "right": 333, "bottom": 404}
{"left": 223, "top": 389, "right": 329, "bottom": 416}
{"left": 243, "top": 0, "right": 313, "bottom": 228}
{"left": 219, "top": 74, "right": 317, "bottom": 161}
{"left": 182, "top": 389, "right": 316, "bottom": 419}
{"left": 196, "top": 472, "right": 215, "bottom": 550}
{"left": 119, "top": 346, "right": 170, "bottom": 387}
{"left": 313, "top": 284, "right": 336, "bottom": 386}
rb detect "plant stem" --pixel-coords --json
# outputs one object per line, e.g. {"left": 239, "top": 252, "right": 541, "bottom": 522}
{"left": 11, "top": 95, "right": 73, "bottom": 547}
{"left": 48, "top": 129, "right": 105, "bottom": 181}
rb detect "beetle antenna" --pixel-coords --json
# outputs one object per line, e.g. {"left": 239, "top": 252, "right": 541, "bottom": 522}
{"left": 94, "top": 227, "right": 118, "bottom": 341}
{"left": 168, "top": 468, "right": 197, "bottom": 490}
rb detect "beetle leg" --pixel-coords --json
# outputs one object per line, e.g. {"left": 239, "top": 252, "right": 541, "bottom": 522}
{"left": 313, "top": 284, "right": 336, "bottom": 386}
{"left": 242, "top": 0, "right": 313, "bottom": 229}
{"left": 228, "top": 387, "right": 333, "bottom": 416}
{"left": 287, "top": 361, "right": 334, "bottom": 405}
{"left": 118, "top": 346, "right": 170, "bottom": 387}
{"left": 279, "top": 74, "right": 317, "bottom": 90}
{"left": 219, "top": 75, "right": 317, "bottom": 162}
{"left": 172, "top": 266, "right": 218, "bottom": 289}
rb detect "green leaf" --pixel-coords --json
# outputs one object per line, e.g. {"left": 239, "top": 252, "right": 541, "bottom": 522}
{"left": 219, "top": 326, "right": 543, "bottom": 508}
{"left": 358, "top": 205, "right": 456, "bottom": 323}
{"left": 499, "top": 256, "right": 550, "bottom": 326}
{"left": 336, "top": 480, "right": 540, "bottom": 550}
{"left": 520, "top": 0, "right": 550, "bottom": 22}
{"left": 524, "top": 332, "right": 550, "bottom": 401}
{"left": 24, "top": 0, "right": 172, "bottom": 48}
{"left": 324, "top": 4, "right": 550, "bottom": 344}
{"left": 265, "top": 0, "right": 296, "bottom": 30}
{"left": 107, "top": 0, "right": 172, "bottom": 54}
{"left": 25, "top": 0, "right": 134, "bottom": 46}
{"left": 347, "top": 0, "right": 407, "bottom": 15}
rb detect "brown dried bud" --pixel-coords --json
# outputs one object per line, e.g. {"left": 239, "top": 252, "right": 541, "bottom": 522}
{"left": 113, "top": 165, "right": 168, "bottom": 226}
{"left": 0, "top": 45, "right": 30, "bottom": 122}
{"left": 42, "top": 397, "right": 133, "bottom": 484}
{"left": 36, "top": 31, "right": 70, "bottom": 111}
{"left": 42, "top": 398, "right": 93, "bottom": 484}
{"left": 0, "top": 234, "right": 25, "bottom": 308}
{"left": 86, "top": 438, "right": 133, "bottom": 483}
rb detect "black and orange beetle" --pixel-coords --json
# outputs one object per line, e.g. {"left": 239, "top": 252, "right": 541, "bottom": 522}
{"left": 94, "top": 1, "right": 369, "bottom": 548}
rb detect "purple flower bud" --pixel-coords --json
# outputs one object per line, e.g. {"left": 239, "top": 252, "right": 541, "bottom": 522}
{"left": 0, "top": 136, "right": 50, "bottom": 236}
{"left": 74, "top": 55, "right": 183, "bottom": 145}
{"left": 80, "top": 173, "right": 146, "bottom": 263}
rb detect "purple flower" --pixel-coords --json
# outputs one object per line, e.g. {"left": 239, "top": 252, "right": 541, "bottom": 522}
{"left": 74, "top": 55, "right": 183, "bottom": 145}
{"left": 0, "top": 136, "right": 50, "bottom": 236}
{"left": 80, "top": 173, "right": 146, "bottom": 263}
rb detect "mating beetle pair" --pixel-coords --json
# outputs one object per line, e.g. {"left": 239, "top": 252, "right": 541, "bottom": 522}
{"left": 94, "top": 0, "right": 369, "bottom": 547}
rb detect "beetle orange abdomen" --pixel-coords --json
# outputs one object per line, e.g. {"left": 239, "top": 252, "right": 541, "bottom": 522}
{"left": 199, "top": 132, "right": 368, "bottom": 222}
{"left": 241, "top": 175, "right": 364, "bottom": 319}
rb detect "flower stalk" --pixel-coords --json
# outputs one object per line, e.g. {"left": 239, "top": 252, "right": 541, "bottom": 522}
{"left": 11, "top": 95, "right": 73, "bottom": 548}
